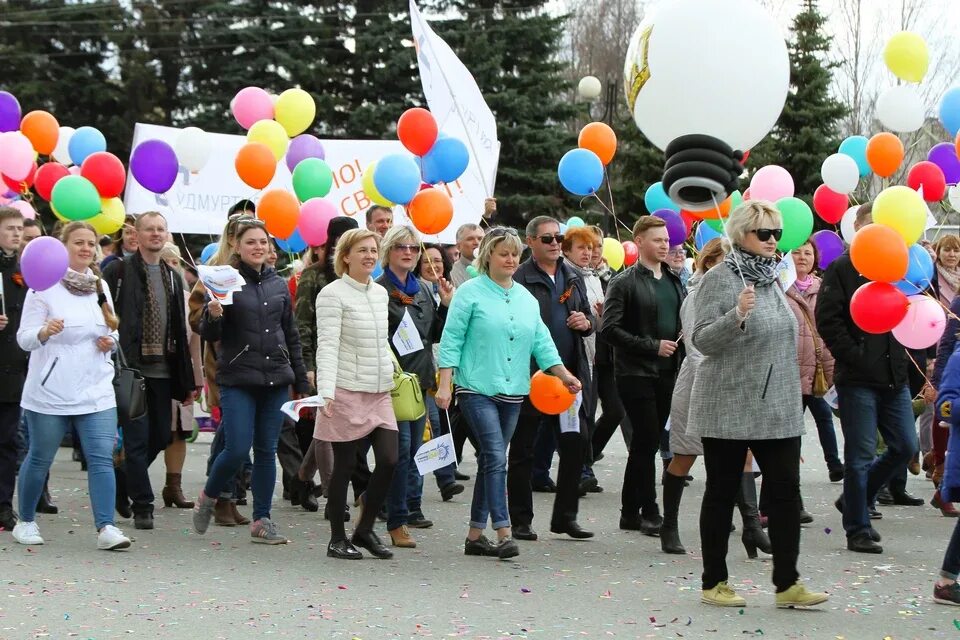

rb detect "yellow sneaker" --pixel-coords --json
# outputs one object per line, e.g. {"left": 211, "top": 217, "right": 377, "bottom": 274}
{"left": 701, "top": 581, "right": 746, "bottom": 607}
{"left": 776, "top": 583, "right": 829, "bottom": 608}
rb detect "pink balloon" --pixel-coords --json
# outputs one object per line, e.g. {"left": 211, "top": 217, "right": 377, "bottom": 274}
{"left": 749, "top": 165, "right": 795, "bottom": 202}
{"left": 232, "top": 87, "right": 275, "bottom": 130}
{"left": 298, "top": 198, "right": 338, "bottom": 246}
{"left": 9, "top": 199, "right": 36, "bottom": 219}
{"left": 0, "top": 131, "right": 34, "bottom": 181}
{"left": 892, "top": 295, "right": 946, "bottom": 349}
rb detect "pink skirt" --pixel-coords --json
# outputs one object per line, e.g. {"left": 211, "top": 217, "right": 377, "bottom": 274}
{"left": 313, "top": 387, "right": 398, "bottom": 442}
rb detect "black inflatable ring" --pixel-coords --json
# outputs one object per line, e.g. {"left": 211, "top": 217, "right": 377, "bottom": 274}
{"left": 662, "top": 134, "right": 744, "bottom": 212}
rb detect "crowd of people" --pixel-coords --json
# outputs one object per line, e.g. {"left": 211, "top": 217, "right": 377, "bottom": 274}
{"left": 2, "top": 196, "right": 960, "bottom": 608}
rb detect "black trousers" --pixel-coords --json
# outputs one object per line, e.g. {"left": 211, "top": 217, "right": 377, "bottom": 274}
{"left": 592, "top": 363, "right": 632, "bottom": 457}
{"left": 277, "top": 417, "right": 306, "bottom": 492}
{"left": 0, "top": 402, "right": 20, "bottom": 507}
{"left": 618, "top": 375, "right": 674, "bottom": 516}
{"left": 701, "top": 436, "right": 802, "bottom": 592}
{"left": 123, "top": 377, "right": 173, "bottom": 513}
{"left": 507, "top": 411, "right": 588, "bottom": 528}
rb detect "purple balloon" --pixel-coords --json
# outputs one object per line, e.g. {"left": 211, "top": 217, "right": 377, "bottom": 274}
{"left": 20, "top": 236, "right": 68, "bottom": 291}
{"left": 811, "top": 230, "right": 844, "bottom": 270}
{"left": 130, "top": 139, "right": 179, "bottom": 194}
{"left": 0, "top": 91, "right": 20, "bottom": 133}
{"left": 652, "top": 208, "right": 687, "bottom": 246}
{"left": 928, "top": 142, "right": 960, "bottom": 186}
{"left": 285, "top": 134, "right": 325, "bottom": 173}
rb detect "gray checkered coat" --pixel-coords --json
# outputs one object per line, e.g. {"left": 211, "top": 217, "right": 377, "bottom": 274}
{"left": 686, "top": 263, "right": 805, "bottom": 441}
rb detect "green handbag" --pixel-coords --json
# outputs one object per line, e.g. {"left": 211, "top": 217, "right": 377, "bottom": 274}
{"left": 390, "top": 351, "right": 426, "bottom": 422}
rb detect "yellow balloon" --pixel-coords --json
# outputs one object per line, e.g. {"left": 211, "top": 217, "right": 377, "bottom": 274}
{"left": 274, "top": 88, "right": 316, "bottom": 137}
{"left": 247, "top": 119, "right": 289, "bottom": 161}
{"left": 602, "top": 237, "right": 625, "bottom": 271}
{"left": 89, "top": 197, "right": 126, "bottom": 235}
{"left": 874, "top": 185, "right": 925, "bottom": 245}
{"left": 361, "top": 162, "right": 394, "bottom": 208}
{"left": 884, "top": 31, "right": 928, "bottom": 83}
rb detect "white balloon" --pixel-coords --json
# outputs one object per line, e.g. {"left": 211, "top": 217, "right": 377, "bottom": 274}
{"left": 821, "top": 153, "right": 860, "bottom": 194}
{"left": 175, "top": 126, "right": 212, "bottom": 173}
{"left": 625, "top": 0, "right": 789, "bottom": 151}
{"left": 875, "top": 85, "right": 925, "bottom": 133}
{"left": 949, "top": 185, "right": 960, "bottom": 212}
{"left": 52, "top": 126, "right": 75, "bottom": 166}
{"left": 840, "top": 205, "right": 859, "bottom": 244}
{"left": 578, "top": 76, "right": 602, "bottom": 100}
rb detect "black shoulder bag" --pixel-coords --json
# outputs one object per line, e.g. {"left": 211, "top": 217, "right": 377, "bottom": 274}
{"left": 113, "top": 347, "right": 146, "bottom": 426}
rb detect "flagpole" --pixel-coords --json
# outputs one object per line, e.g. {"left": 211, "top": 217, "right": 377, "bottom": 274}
{"left": 443, "top": 408, "right": 459, "bottom": 469}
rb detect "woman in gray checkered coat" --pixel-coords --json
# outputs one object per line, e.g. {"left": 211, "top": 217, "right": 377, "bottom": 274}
{"left": 686, "top": 201, "right": 826, "bottom": 610}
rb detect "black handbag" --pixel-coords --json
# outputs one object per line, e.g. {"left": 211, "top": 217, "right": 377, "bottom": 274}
{"left": 113, "top": 348, "right": 146, "bottom": 427}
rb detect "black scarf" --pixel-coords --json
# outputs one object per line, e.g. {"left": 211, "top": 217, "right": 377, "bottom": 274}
{"left": 723, "top": 246, "right": 779, "bottom": 287}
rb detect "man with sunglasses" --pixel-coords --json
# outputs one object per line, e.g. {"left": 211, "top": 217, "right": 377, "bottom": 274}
{"left": 600, "top": 215, "right": 684, "bottom": 537}
{"left": 507, "top": 216, "right": 596, "bottom": 540}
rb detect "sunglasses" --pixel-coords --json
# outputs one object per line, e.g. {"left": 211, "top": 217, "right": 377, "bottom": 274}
{"left": 394, "top": 243, "right": 421, "bottom": 253}
{"left": 488, "top": 227, "right": 519, "bottom": 239}
{"left": 537, "top": 234, "right": 564, "bottom": 245}
{"left": 751, "top": 228, "right": 783, "bottom": 242}
{"left": 235, "top": 218, "right": 266, "bottom": 230}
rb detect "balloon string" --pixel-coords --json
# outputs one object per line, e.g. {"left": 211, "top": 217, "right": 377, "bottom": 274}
{"left": 602, "top": 167, "right": 624, "bottom": 243}
{"left": 905, "top": 350, "right": 934, "bottom": 396}
{"left": 710, "top": 193, "right": 746, "bottom": 289}
{"left": 162, "top": 187, "right": 199, "bottom": 269}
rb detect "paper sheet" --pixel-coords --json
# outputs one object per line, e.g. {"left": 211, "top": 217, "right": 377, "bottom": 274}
{"left": 280, "top": 395, "right": 325, "bottom": 421}
{"left": 197, "top": 264, "right": 244, "bottom": 306}
{"left": 776, "top": 252, "right": 797, "bottom": 292}
{"left": 559, "top": 392, "right": 583, "bottom": 434}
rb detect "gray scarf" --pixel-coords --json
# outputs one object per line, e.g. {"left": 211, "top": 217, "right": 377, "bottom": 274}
{"left": 723, "top": 247, "right": 778, "bottom": 287}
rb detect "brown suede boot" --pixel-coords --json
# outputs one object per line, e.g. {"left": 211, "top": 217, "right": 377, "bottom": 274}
{"left": 389, "top": 525, "right": 416, "bottom": 548}
{"left": 162, "top": 473, "right": 195, "bottom": 509}
{"left": 214, "top": 498, "right": 237, "bottom": 526}
{"left": 230, "top": 502, "right": 250, "bottom": 525}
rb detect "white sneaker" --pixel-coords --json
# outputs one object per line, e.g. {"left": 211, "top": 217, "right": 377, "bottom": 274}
{"left": 12, "top": 521, "right": 44, "bottom": 545}
{"left": 97, "top": 525, "right": 131, "bottom": 551}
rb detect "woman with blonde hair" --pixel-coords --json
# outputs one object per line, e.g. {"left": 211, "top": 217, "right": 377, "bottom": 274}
{"left": 14, "top": 221, "right": 131, "bottom": 550}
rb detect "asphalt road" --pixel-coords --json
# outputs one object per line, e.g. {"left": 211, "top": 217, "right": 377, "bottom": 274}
{"left": 2, "top": 418, "right": 959, "bottom": 640}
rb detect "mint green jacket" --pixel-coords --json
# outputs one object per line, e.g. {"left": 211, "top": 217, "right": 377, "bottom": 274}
{"left": 438, "top": 274, "right": 561, "bottom": 396}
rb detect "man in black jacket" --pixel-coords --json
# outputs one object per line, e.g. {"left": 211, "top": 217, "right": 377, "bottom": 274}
{"left": 600, "top": 215, "right": 684, "bottom": 537}
{"left": 103, "top": 212, "right": 197, "bottom": 530}
{"left": 507, "top": 215, "right": 596, "bottom": 540}
{"left": 816, "top": 202, "right": 918, "bottom": 554}
{"left": 0, "top": 207, "right": 28, "bottom": 531}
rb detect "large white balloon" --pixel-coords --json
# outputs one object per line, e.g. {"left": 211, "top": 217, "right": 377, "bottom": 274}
{"left": 821, "top": 153, "right": 860, "bottom": 194}
{"left": 52, "top": 126, "right": 75, "bottom": 166}
{"left": 624, "top": 0, "right": 789, "bottom": 151}
{"left": 839, "top": 205, "right": 859, "bottom": 244}
{"left": 875, "top": 85, "right": 925, "bottom": 133}
{"left": 174, "top": 126, "right": 212, "bottom": 173}
{"left": 578, "top": 76, "right": 602, "bottom": 100}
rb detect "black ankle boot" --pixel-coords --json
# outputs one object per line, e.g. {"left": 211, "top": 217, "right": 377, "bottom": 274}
{"left": 660, "top": 471, "right": 686, "bottom": 554}
{"left": 737, "top": 473, "right": 771, "bottom": 558}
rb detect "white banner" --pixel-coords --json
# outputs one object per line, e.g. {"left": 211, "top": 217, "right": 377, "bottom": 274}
{"left": 414, "top": 432, "right": 457, "bottom": 476}
{"left": 410, "top": 0, "right": 500, "bottom": 197}
{"left": 123, "top": 123, "right": 486, "bottom": 243}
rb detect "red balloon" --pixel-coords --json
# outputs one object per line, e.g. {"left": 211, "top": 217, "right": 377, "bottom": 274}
{"left": 2, "top": 162, "right": 37, "bottom": 193}
{"left": 741, "top": 150, "right": 751, "bottom": 164}
{"left": 81, "top": 151, "right": 126, "bottom": 198}
{"left": 622, "top": 240, "right": 639, "bottom": 267}
{"left": 679, "top": 210, "right": 697, "bottom": 236}
{"left": 813, "top": 184, "right": 848, "bottom": 224}
{"left": 33, "top": 162, "right": 70, "bottom": 201}
{"left": 907, "top": 161, "right": 947, "bottom": 202}
{"left": 850, "top": 282, "right": 909, "bottom": 334}
{"left": 397, "top": 107, "right": 438, "bottom": 156}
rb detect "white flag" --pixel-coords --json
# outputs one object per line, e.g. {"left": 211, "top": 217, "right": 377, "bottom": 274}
{"left": 280, "top": 395, "right": 326, "bottom": 422}
{"left": 414, "top": 433, "right": 456, "bottom": 476}
{"left": 197, "top": 264, "right": 244, "bottom": 306}
{"left": 409, "top": 0, "right": 500, "bottom": 198}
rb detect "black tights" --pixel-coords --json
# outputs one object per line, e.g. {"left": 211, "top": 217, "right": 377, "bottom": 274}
{"left": 327, "top": 428, "right": 398, "bottom": 542}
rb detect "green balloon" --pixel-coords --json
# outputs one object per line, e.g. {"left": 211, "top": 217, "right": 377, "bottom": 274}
{"left": 466, "top": 265, "right": 479, "bottom": 279}
{"left": 705, "top": 190, "right": 742, "bottom": 233}
{"left": 775, "top": 197, "right": 814, "bottom": 252}
{"left": 51, "top": 175, "right": 101, "bottom": 221}
{"left": 292, "top": 158, "right": 333, "bottom": 202}
{"left": 705, "top": 217, "right": 724, "bottom": 233}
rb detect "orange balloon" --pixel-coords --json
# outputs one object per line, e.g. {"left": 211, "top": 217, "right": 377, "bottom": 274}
{"left": 20, "top": 110, "right": 59, "bottom": 155}
{"left": 865, "top": 132, "right": 904, "bottom": 178}
{"left": 682, "top": 194, "right": 732, "bottom": 221}
{"left": 529, "top": 370, "right": 575, "bottom": 415}
{"left": 408, "top": 188, "right": 453, "bottom": 235}
{"left": 258, "top": 189, "right": 299, "bottom": 239}
{"left": 578, "top": 122, "right": 617, "bottom": 165}
{"left": 955, "top": 131, "right": 960, "bottom": 161}
{"left": 235, "top": 142, "right": 276, "bottom": 189}
{"left": 850, "top": 223, "right": 908, "bottom": 283}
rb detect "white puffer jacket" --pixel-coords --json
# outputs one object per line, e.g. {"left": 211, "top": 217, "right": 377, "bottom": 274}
{"left": 315, "top": 274, "right": 393, "bottom": 400}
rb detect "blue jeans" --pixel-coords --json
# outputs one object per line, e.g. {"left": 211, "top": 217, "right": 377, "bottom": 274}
{"left": 458, "top": 394, "right": 521, "bottom": 530}
{"left": 386, "top": 414, "right": 427, "bottom": 530}
{"left": 19, "top": 409, "right": 118, "bottom": 529}
{"left": 204, "top": 385, "right": 288, "bottom": 521}
{"left": 425, "top": 394, "right": 456, "bottom": 489}
{"left": 803, "top": 395, "right": 842, "bottom": 471}
{"left": 837, "top": 384, "right": 917, "bottom": 536}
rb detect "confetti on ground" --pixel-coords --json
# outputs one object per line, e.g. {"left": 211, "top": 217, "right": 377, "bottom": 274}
{"left": 520, "top": 588, "right": 531, "bottom": 593}
{"left": 824, "top": 527, "right": 831, "bottom": 534}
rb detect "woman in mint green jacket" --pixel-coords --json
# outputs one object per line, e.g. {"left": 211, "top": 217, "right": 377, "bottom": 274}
{"left": 437, "top": 227, "right": 581, "bottom": 560}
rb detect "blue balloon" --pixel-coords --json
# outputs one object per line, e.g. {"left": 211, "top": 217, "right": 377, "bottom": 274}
{"left": 276, "top": 228, "right": 306, "bottom": 253}
{"left": 419, "top": 135, "right": 469, "bottom": 184}
{"left": 559, "top": 223, "right": 568, "bottom": 234}
{"left": 644, "top": 182, "right": 680, "bottom": 214}
{"left": 940, "top": 88, "right": 960, "bottom": 138}
{"left": 567, "top": 216, "right": 585, "bottom": 228}
{"left": 200, "top": 242, "right": 218, "bottom": 264}
{"left": 373, "top": 154, "right": 421, "bottom": 205}
{"left": 694, "top": 221, "right": 722, "bottom": 250}
{"left": 896, "top": 243, "right": 934, "bottom": 294}
{"left": 68, "top": 126, "right": 107, "bottom": 166}
{"left": 558, "top": 148, "right": 603, "bottom": 196}
{"left": 838, "top": 135, "right": 871, "bottom": 178}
